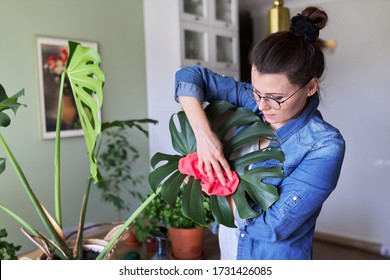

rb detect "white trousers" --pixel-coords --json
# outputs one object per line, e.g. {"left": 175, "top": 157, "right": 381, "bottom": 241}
{"left": 218, "top": 224, "right": 239, "bottom": 260}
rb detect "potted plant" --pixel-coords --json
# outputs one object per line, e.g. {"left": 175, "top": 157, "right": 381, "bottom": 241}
{"left": 134, "top": 188, "right": 214, "bottom": 259}
{"left": 0, "top": 41, "right": 138, "bottom": 259}
{"left": 163, "top": 189, "right": 214, "bottom": 260}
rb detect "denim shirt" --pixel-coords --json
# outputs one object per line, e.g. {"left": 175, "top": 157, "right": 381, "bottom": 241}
{"left": 175, "top": 66, "right": 346, "bottom": 259}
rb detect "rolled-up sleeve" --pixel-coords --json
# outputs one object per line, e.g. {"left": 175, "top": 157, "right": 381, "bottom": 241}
{"left": 174, "top": 66, "right": 254, "bottom": 109}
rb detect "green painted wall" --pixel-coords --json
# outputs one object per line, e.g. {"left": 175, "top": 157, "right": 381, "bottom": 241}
{"left": 0, "top": 0, "right": 150, "bottom": 254}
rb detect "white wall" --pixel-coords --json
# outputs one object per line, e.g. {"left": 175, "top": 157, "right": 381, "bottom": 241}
{"left": 247, "top": 0, "right": 390, "bottom": 246}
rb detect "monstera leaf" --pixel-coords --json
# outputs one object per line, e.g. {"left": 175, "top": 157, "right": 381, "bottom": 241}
{"left": 149, "top": 101, "right": 285, "bottom": 228}
{"left": 0, "top": 41, "right": 107, "bottom": 260}
{"left": 66, "top": 41, "right": 105, "bottom": 182}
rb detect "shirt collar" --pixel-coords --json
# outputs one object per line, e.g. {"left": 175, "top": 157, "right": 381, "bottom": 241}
{"left": 274, "top": 92, "right": 320, "bottom": 143}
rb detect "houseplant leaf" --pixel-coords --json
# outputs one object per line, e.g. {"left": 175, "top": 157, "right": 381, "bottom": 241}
{"left": 209, "top": 195, "right": 236, "bottom": 228}
{"left": 148, "top": 152, "right": 181, "bottom": 193}
{"left": 169, "top": 111, "right": 196, "bottom": 155}
{"left": 160, "top": 170, "right": 186, "bottom": 207}
{"left": 65, "top": 41, "right": 105, "bottom": 183}
{"left": 182, "top": 178, "right": 206, "bottom": 226}
{"left": 149, "top": 100, "right": 285, "bottom": 228}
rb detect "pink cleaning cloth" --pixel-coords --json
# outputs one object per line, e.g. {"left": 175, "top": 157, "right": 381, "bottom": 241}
{"left": 178, "top": 152, "right": 239, "bottom": 196}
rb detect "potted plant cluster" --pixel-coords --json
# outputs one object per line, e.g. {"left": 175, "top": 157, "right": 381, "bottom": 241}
{"left": 134, "top": 188, "right": 214, "bottom": 259}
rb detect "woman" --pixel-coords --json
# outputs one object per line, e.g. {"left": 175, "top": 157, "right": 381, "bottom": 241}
{"left": 174, "top": 7, "right": 345, "bottom": 259}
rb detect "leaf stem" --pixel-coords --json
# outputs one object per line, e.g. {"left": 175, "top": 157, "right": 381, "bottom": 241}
{"left": 0, "top": 132, "right": 71, "bottom": 257}
{"left": 96, "top": 187, "right": 161, "bottom": 260}
{"left": 54, "top": 71, "right": 66, "bottom": 227}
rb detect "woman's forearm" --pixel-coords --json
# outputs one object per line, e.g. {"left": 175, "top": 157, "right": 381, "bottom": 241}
{"left": 178, "top": 96, "right": 232, "bottom": 185}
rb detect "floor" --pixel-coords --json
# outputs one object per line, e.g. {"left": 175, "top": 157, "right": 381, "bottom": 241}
{"left": 203, "top": 231, "right": 390, "bottom": 260}
{"left": 313, "top": 240, "right": 390, "bottom": 260}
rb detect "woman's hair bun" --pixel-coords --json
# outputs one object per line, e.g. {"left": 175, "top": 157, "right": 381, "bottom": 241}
{"left": 289, "top": 6, "right": 328, "bottom": 42}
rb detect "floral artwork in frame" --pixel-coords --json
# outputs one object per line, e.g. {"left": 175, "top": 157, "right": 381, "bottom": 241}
{"left": 36, "top": 36, "right": 99, "bottom": 139}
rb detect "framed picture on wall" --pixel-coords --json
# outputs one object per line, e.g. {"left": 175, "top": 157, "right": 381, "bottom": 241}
{"left": 36, "top": 36, "right": 99, "bottom": 139}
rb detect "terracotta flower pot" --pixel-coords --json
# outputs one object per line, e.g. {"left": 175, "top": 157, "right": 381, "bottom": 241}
{"left": 123, "top": 228, "right": 141, "bottom": 246}
{"left": 168, "top": 227, "right": 205, "bottom": 260}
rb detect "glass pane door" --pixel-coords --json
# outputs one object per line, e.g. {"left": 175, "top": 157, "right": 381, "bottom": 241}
{"left": 185, "top": 30, "right": 205, "bottom": 60}
{"left": 216, "top": 35, "right": 233, "bottom": 63}
{"left": 215, "top": 0, "right": 232, "bottom": 23}
{"left": 183, "top": 0, "right": 205, "bottom": 17}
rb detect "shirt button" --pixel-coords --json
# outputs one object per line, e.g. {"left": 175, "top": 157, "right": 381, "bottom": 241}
{"left": 241, "top": 233, "right": 245, "bottom": 238}
{"left": 292, "top": 196, "right": 298, "bottom": 201}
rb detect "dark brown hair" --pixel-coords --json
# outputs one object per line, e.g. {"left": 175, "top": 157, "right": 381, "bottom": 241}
{"left": 249, "top": 6, "right": 328, "bottom": 87}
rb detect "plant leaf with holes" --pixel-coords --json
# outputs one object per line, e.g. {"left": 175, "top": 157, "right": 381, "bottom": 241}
{"left": 148, "top": 100, "right": 285, "bottom": 228}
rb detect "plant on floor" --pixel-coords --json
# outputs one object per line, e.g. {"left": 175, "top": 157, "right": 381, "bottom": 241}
{"left": 0, "top": 41, "right": 111, "bottom": 259}
{"left": 133, "top": 188, "right": 213, "bottom": 242}
{"left": 0, "top": 228, "right": 21, "bottom": 260}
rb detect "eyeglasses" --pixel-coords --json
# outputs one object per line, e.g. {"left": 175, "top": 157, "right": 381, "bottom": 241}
{"left": 244, "top": 79, "right": 311, "bottom": 110}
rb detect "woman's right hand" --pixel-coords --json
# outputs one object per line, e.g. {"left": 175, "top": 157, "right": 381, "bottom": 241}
{"left": 178, "top": 96, "right": 233, "bottom": 186}
{"left": 194, "top": 128, "right": 233, "bottom": 186}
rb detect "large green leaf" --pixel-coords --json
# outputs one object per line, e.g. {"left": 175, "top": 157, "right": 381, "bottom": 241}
{"left": 224, "top": 122, "right": 276, "bottom": 156}
{"left": 160, "top": 170, "right": 186, "bottom": 207}
{"left": 148, "top": 153, "right": 182, "bottom": 193}
{"left": 204, "top": 100, "right": 235, "bottom": 122}
{"left": 182, "top": 179, "right": 206, "bottom": 226}
{"left": 169, "top": 111, "right": 196, "bottom": 155}
{"left": 231, "top": 185, "right": 258, "bottom": 219}
{"left": 65, "top": 41, "right": 105, "bottom": 182}
{"left": 148, "top": 100, "right": 285, "bottom": 228}
{"left": 215, "top": 107, "right": 262, "bottom": 140}
{"left": 231, "top": 148, "right": 285, "bottom": 174}
{"left": 240, "top": 166, "right": 284, "bottom": 210}
{"left": 210, "top": 195, "right": 236, "bottom": 228}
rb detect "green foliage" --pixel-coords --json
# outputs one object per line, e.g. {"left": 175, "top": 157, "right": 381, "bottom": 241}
{"left": 96, "top": 118, "right": 157, "bottom": 217}
{"left": 0, "top": 228, "right": 21, "bottom": 260}
{"left": 66, "top": 41, "right": 104, "bottom": 183}
{"left": 0, "top": 41, "right": 106, "bottom": 259}
{"left": 133, "top": 189, "right": 214, "bottom": 242}
{"left": 148, "top": 101, "right": 285, "bottom": 228}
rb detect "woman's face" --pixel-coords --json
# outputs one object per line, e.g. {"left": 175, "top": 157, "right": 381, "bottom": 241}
{"left": 251, "top": 67, "right": 318, "bottom": 130}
